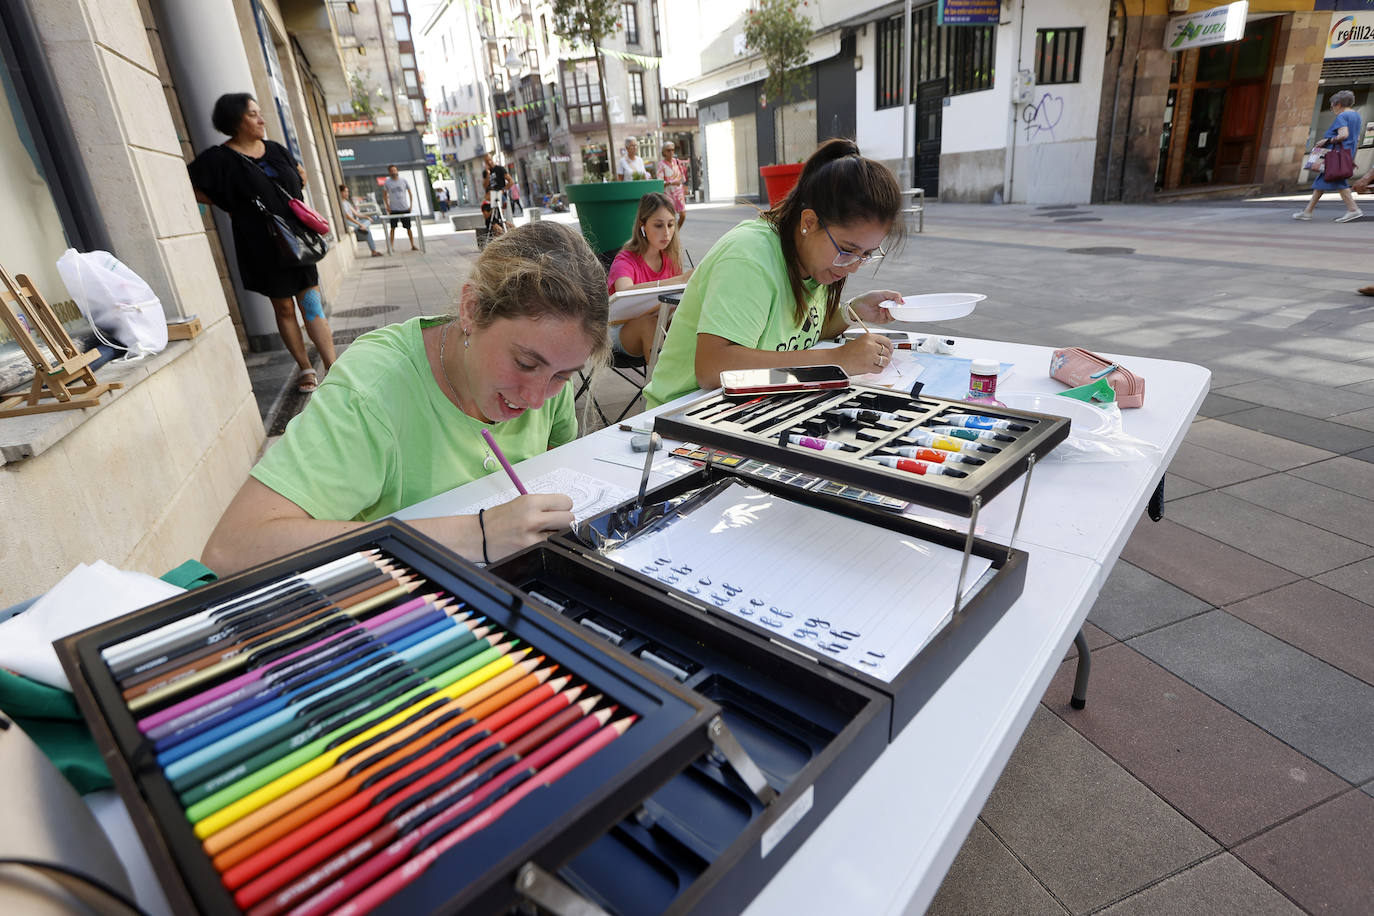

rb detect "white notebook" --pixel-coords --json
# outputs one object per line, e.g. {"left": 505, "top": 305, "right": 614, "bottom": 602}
{"left": 601, "top": 481, "right": 990, "bottom": 682}
{"left": 607, "top": 283, "right": 687, "bottom": 324}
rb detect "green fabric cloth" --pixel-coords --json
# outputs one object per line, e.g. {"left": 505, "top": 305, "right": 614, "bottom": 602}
{"left": 644, "top": 219, "right": 828, "bottom": 408}
{"left": 0, "top": 563, "right": 218, "bottom": 794}
{"left": 0, "top": 670, "right": 111, "bottom": 794}
{"left": 160, "top": 558, "right": 218, "bottom": 590}
{"left": 1058, "top": 378, "right": 1117, "bottom": 404}
{"left": 252, "top": 316, "right": 577, "bottom": 521}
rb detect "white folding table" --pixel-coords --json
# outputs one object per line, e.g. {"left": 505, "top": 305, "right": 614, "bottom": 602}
{"left": 397, "top": 335, "right": 1210, "bottom": 914}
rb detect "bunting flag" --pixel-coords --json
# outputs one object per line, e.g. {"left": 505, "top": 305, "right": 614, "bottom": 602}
{"left": 597, "top": 46, "right": 662, "bottom": 68}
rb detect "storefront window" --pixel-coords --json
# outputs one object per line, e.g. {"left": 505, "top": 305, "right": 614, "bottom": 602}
{"left": 581, "top": 143, "right": 608, "bottom": 181}
{"left": 0, "top": 23, "right": 87, "bottom": 379}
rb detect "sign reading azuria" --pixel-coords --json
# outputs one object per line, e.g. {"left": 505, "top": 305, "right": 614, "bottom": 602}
{"left": 937, "top": 0, "right": 999, "bottom": 27}
{"left": 1164, "top": 1, "right": 1248, "bottom": 51}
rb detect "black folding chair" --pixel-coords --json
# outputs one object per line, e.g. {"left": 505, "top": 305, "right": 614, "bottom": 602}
{"left": 575, "top": 292, "right": 677, "bottom": 427}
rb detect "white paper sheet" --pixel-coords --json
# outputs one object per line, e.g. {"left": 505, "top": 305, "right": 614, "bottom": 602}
{"left": 850, "top": 349, "right": 925, "bottom": 388}
{"left": 454, "top": 468, "right": 635, "bottom": 525}
{"left": 602, "top": 482, "right": 991, "bottom": 681}
{"left": 607, "top": 284, "right": 686, "bottom": 323}
{"left": 0, "top": 561, "right": 183, "bottom": 691}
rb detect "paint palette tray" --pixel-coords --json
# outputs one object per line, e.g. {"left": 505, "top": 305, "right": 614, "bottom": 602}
{"left": 652, "top": 384, "right": 1071, "bottom": 515}
{"left": 489, "top": 541, "right": 889, "bottom": 915}
{"left": 57, "top": 521, "right": 720, "bottom": 916}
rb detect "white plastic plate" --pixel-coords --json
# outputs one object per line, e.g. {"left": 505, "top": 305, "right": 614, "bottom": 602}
{"left": 994, "top": 390, "right": 1113, "bottom": 436}
{"left": 884, "top": 292, "right": 985, "bottom": 322}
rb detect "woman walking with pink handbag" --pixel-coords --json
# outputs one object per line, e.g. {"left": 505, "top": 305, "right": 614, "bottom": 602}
{"left": 1294, "top": 89, "right": 1363, "bottom": 223}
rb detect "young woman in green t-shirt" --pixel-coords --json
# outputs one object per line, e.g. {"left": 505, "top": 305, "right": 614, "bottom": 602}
{"left": 203, "top": 222, "right": 611, "bottom": 575}
{"left": 644, "top": 139, "right": 906, "bottom": 408}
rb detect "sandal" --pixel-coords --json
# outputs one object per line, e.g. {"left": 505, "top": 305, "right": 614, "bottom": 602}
{"left": 296, "top": 368, "right": 318, "bottom": 393}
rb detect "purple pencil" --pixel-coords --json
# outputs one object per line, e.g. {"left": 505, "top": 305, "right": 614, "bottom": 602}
{"left": 481, "top": 428, "right": 527, "bottom": 494}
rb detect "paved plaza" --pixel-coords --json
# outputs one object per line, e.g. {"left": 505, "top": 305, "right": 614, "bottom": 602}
{"left": 252, "top": 196, "right": 1374, "bottom": 914}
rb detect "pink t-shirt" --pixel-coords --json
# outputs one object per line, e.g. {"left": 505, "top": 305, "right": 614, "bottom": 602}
{"left": 607, "top": 249, "right": 678, "bottom": 294}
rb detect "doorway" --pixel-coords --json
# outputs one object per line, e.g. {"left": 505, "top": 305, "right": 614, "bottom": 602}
{"left": 1155, "top": 17, "right": 1277, "bottom": 190}
{"left": 916, "top": 78, "right": 946, "bottom": 195}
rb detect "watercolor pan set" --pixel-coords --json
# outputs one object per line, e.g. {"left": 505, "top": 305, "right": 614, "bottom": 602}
{"left": 56, "top": 523, "right": 721, "bottom": 916}
{"left": 652, "top": 384, "right": 1071, "bottom": 515}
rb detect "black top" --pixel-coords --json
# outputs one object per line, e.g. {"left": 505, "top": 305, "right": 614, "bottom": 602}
{"left": 188, "top": 140, "right": 319, "bottom": 299}
{"left": 487, "top": 164, "right": 509, "bottom": 191}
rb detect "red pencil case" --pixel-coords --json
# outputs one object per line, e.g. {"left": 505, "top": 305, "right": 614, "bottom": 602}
{"left": 1049, "top": 347, "right": 1145, "bottom": 408}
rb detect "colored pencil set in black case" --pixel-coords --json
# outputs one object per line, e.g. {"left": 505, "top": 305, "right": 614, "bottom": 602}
{"left": 58, "top": 524, "right": 721, "bottom": 916}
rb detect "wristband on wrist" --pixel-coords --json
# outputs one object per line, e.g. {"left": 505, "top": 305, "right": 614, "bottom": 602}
{"left": 477, "top": 508, "right": 490, "bottom": 564}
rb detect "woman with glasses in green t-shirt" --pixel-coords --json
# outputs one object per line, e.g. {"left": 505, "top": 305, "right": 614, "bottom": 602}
{"left": 643, "top": 139, "right": 905, "bottom": 408}
{"left": 203, "top": 222, "right": 610, "bottom": 575}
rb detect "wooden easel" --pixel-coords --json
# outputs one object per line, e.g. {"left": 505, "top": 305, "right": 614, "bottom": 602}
{"left": 0, "top": 264, "right": 121, "bottom": 418}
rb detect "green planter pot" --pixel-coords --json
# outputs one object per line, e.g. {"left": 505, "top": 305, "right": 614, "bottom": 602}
{"left": 566, "top": 179, "right": 664, "bottom": 254}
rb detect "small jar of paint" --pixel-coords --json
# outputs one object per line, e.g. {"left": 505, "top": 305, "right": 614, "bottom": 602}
{"left": 968, "top": 358, "right": 999, "bottom": 399}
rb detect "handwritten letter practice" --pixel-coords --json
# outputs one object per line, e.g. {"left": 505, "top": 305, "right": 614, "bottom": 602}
{"left": 602, "top": 482, "right": 991, "bottom": 681}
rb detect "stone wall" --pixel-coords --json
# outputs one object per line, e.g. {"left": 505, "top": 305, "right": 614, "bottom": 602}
{"left": 1257, "top": 12, "right": 1326, "bottom": 194}
{"left": 1096, "top": 11, "right": 1326, "bottom": 202}
{"left": 0, "top": 0, "right": 262, "bottom": 599}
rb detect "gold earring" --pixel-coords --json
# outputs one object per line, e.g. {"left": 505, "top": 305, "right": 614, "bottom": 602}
{"left": 801, "top": 228, "right": 808, "bottom": 236}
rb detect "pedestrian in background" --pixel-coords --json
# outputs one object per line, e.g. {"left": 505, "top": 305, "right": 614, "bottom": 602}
{"left": 436, "top": 186, "right": 450, "bottom": 215}
{"left": 383, "top": 164, "right": 419, "bottom": 250}
{"left": 189, "top": 92, "right": 337, "bottom": 393}
{"left": 201, "top": 221, "right": 611, "bottom": 575}
{"left": 508, "top": 171, "right": 523, "bottom": 214}
{"left": 1294, "top": 89, "right": 1364, "bottom": 223}
{"left": 617, "top": 137, "right": 647, "bottom": 181}
{"left": 339, "top": 184, "right": 383, "bottom": 258}
{"left": 656, "top": 140, "right": 689, "bottom": 226}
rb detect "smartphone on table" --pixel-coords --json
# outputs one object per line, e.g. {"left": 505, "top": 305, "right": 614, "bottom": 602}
{"left": 720, "top": 365, "right": 850, "bottom": 397}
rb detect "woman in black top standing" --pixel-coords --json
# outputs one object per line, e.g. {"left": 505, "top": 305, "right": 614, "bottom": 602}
{"left": 189, "top": 94, "right": 337, "bottom": 392}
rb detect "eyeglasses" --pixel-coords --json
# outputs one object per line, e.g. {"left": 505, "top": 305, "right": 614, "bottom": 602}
{"left": 819, "top": 219, "right": 885, "bottom": 268}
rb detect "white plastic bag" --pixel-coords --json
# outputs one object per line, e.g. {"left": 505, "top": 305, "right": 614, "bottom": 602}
{"left": 1303, "top": 148, "right": 1326, "bottom": 172}
{"left": 56, "top": 248, "right": 168, "bottom": 359}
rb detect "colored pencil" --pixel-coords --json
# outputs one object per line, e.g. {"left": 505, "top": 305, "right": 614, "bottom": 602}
{"left": 147, "top": 602, "right": 469, "bottom": 748}
{"left": 204, "top": 672, "right": 569, "bottom": 866}
{"left": 101, "top": 551, "right": 379, "bottom": 665}
{"left": 231, "top": 690, "right": 593, "bottom": 911}
{"left": 136, "top": 593, "right": 455, "bottom": 734}
{"left": 187, "top": 647, "right": 534, "bottom": 835}
{"left": 481, "top": 428, "right": 527, "bottom": 495}
{"left": 280, "top": 712, "right": 629, "bottom": 916}
{"left": 127, "top": 580, "right": 424, "bottom": 714}
{"left": 162, "top": 626, "right": 495, "bottom": 780}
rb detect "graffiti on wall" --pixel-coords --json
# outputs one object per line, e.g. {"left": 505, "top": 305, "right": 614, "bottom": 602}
{"left": 1022, "top": 92, "right": 1065, "bottom": 142}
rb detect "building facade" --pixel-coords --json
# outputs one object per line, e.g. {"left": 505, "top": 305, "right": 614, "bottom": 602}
{"left": 662, "top": 0, "right": 1337, "bottom": 205}
{"left": 417, "top": 0, "right": 700, "bottom": 211}
{"left": 327, "top": 0, "right": 434, "bottom": 218}
{"left": 0, "top": 0, "right": 352, "bottom": 599}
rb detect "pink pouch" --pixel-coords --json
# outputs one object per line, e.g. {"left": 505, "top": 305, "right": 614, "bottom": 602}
{"left": 289, "top": 199, "right": 330, "bottom": 235}
{"left": 1049, "top": 347, "right": 1145, "bottom": 407}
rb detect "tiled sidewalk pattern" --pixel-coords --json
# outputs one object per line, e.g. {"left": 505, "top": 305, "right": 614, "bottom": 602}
{"left": 251, "top": 199, "right": 1374, "bottom": 914}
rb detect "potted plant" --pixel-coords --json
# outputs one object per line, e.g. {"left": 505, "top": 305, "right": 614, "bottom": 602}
{"left": 552, "top": 0, "right": 662, "bottom": 254}
{"left": 745, "top": 0, "right": 812, "bottom": 206}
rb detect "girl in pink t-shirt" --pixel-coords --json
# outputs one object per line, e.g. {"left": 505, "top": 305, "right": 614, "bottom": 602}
{"left": 607, "top": 192, "right": 692, "bottom": 358}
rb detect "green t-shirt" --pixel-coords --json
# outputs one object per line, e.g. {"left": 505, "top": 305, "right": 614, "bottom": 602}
{"left": 252, "top": 316, "right": 577, "bottom": 521}
{"left": 644, "top": 219, "right": 828, "bottom": 408}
